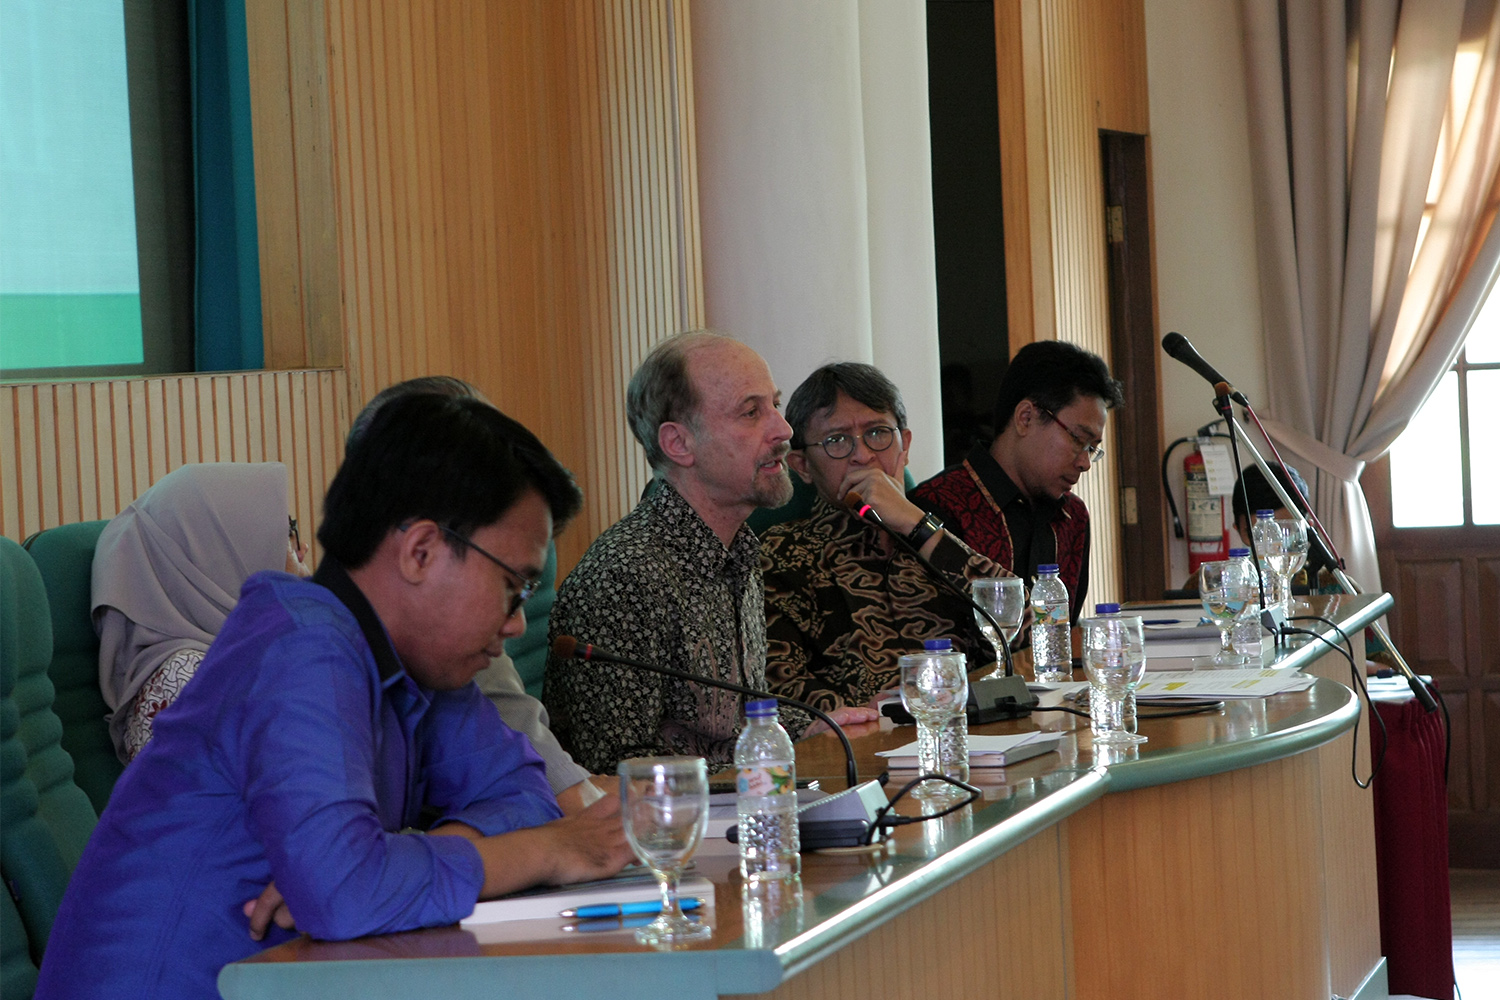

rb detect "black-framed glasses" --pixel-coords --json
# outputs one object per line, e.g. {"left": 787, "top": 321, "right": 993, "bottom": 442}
{"left": 288, "top": 516, "right": 301, "bottom": 552}
{"left": 437, "top": 526, "right": 540, "bottom": 619}
{"left": 1036, "top": 406, "right": 1105, "bottom": 463}
{"left": 806, "top": 425, "right": 898, "bottom": 460}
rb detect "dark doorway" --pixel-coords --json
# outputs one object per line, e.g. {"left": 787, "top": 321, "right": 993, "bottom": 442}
{"left": 1100, "top": 130, "right": 1168, "bottom": 599}
{"left": 926, "top": 0, "right": 1007, "bottom": 469}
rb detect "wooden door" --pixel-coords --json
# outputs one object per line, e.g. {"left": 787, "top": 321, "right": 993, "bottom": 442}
{"left": 1365, "top": 453, "right": 1500, "bottom": 867}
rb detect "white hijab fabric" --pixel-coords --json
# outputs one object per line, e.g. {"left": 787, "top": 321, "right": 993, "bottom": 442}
{"left": 92, "top": 463, "right": 290, "bottom": 758}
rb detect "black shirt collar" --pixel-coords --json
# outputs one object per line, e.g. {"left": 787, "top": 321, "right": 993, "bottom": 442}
{"left": 313, "top": 557, "right": 404, "bottom": 683}
{"left": 966, "top": 442, "right": 1065, "bottom": 517}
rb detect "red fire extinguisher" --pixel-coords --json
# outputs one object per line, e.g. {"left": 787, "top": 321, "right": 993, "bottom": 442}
{"left": 1184, "top": 447, "right": 1229, "bottom": 573}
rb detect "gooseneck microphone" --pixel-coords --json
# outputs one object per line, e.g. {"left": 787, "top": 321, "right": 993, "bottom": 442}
{"left": 842, "top": 493, "right": 1037, "bottom": 721}
{"left": 1162, "top": 332, "right": 1251, "bottom": 406}
{"left": 551, "top": 635, "right": 859, "bottom": 790}
{"left": 843, "top": 492, "right": 1018, "bottom": 677}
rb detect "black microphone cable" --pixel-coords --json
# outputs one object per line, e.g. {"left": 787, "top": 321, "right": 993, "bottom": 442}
{"left": 842, "top": 492, "right": 1018, "bottom": 678}
{"left": 552, "top": 635, "right": 860, "bottom": 791}
{"left": 1278, "top": 619, "right": 1386, "bottom": 789}
{"left": 1292, "top": 613, "right": 1448, "bottom": 788}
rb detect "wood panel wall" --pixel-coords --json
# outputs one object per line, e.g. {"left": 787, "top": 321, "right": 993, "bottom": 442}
{"left": 324, "top": 0, "right": 701, "bottom": 570}
{"left": 3, "top": 0, "right": 702, "bottom": 577}
{"left": 0, "top": 372, "right": 348, "bottom": 563}
{"left": 995, "top": 0, "right": 1153, "bottom": 609}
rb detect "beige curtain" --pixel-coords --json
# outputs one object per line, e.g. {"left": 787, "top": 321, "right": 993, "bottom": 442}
{"left": 1240, "top": 0, "right": 1500, "bottom": 591}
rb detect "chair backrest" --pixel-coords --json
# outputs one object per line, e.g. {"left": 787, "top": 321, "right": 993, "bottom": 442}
{"left": 22, "top": 522, "right": 119, "bottom": 814}
{"left": 505, "top": 540, "right": 557, "bottom": 699}
{"left": 1, "top": 537, "right": 99, "bottom": 997}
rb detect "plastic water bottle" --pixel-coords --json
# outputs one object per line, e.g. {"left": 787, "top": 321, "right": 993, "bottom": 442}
{"left": 1090, "top": 602, "right": 1135, "bottom": 736}
{"left": 1227, "top": 546, "right": 1264, "bottom": 660}
{"left": 735, "top": 699, "right": 801, "bottom": 881}
{"left": 1030, "top": 564, "right": 1072, "bottom": 683}
{"left": 1250, "top": 508, "right": 1288, "bottom": 613}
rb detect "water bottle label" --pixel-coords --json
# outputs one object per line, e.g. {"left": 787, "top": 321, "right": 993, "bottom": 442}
{"left": 1040, "top": 605, "right": 1069, "bottom": 626}
{"left": 737, "top": 765, "right": 794, "bottom": 797}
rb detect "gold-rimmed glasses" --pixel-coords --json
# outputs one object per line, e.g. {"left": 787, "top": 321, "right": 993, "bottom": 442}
{"left": 1036, "top": 406, "right": 1105, "bottom": 463}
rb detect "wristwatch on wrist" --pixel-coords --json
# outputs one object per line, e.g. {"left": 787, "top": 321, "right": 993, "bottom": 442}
{"left": 907, "top": 511, "right": 943, "bottom": 549}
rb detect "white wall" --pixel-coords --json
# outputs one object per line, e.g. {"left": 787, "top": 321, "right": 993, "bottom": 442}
{"left": 689, "top": 0, "right": 944, "bottom": 480}
{"left": 1145, "top": 0, "right": 1268, "bottom": 583}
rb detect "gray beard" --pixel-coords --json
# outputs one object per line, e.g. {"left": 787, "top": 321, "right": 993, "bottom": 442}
{"left": 750, "top": 467, "right": 794, "bottom": 509}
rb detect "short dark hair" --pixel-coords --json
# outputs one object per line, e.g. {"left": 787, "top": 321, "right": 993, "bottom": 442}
{"left": 626, "top": 331, "right": 729, "bottom": 472}
{"left": 991, "top": 341, "right": 1124, "bottom": 434}
{"left": 785, "top": 362, "right": 907, "bottom": 448}
{"left": 347, "top": 375, "right": 482, "bottom": 447}
{"left": 1231, "top": 463, "right": 1310, "bottom": 524}
{"left": 319, "top": 393, "right": 584, "bottom": 568}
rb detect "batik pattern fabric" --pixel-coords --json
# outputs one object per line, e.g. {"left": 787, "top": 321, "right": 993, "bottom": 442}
{"left": 544, "top": 479, "right": 800, "bottom": 774}
{"left": 761, "top": 495, "right": 1005, "bottom": 712}
{"left": 121, "top": 647, "right": 205, "bottom": 761}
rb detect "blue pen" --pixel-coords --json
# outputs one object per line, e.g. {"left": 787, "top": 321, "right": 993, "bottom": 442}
{"left": 561, "top": 913, "right": 702, "bottom": 933}
{"left": 560, "top": 897, "right": 705, "bottom": 919}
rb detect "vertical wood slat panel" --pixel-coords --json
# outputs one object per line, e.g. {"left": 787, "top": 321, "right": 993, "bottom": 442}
{"left": 997, "top": 0, "right": 1143, "bottom": 608}
{"left": 0, "top": 372, "right": 348, "bottom": 562}
{"left": 319, "top": 0, "right": 700, "bottom": 573}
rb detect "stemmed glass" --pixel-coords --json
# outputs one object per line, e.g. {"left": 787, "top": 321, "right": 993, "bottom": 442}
{"left": 617, "top": 756, "right": 712, "bottom": 945}
{"left": 1200, "top": 559, "right": 1250, "bottom": 666}
{"left": 971, "top": 577, "right": 1025, "bottom": 679}
{"left": 1276, "top": 518, "right": 1310, "bottom": 609}
{"left": 1082, "top": 614, "right": 1147, "bottom": 746}
{"left": 899, "top": 651, "right": 970, "bottom": 799}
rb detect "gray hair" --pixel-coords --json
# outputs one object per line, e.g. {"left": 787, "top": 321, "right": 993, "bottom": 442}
{"left": 347, "top": 376, "right": 482, "bottom": 448}
{"left": 626, "top": 331, "right": 735, "bottom": 472}
{"left": 785, "top": 362, "right": 907, "bottom": 448}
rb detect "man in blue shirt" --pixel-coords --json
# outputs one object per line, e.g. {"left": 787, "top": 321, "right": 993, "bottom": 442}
{"left": 38, "top": 394, "right": 633, "bottom": 999}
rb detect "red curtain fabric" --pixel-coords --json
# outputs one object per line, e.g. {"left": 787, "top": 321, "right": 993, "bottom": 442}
{"left": 1371, "top": 693, "right": 1454, "bottom": 1000}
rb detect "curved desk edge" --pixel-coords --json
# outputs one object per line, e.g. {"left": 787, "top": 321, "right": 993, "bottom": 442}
{"left": 1274, "top": 592, "right": 1393, "bottom": 674}
{"left": 771, "top": 770, "right": 1107, "bottom": 982}
{"left": 762, "top": 677, "right": 1363, "bottom": 990}
{"left": 1098, "top": 678, "right": 1361, "bottom": 794}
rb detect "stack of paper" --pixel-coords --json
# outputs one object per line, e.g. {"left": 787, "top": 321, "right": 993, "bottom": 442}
{"left": 1133, "top": 668, "right": 1316, "bottom": 701}
{"left": 877, "top": 731, "right": 1063, "bottom": 769}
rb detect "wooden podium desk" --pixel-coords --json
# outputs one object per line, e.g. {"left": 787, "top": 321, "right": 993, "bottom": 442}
{"left": 218, "top": 594, "right": 1392, "bottom": 1000}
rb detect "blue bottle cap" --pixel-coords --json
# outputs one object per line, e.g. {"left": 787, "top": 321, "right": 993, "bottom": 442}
{"left": 1095, "top": 603, "right": 1120, "bottom": 614}
{"left": 922, "top": 639, "right": 954, "bottom": 651}
{"left": 1254, "top": 509, "right": 1275, "bottom": 518}
{"left": 1038, "top": 563, "right": 1060, "bottom": 574}
{"left": 1229, "top": 547, "right": 1250, "bottom": 557}
{"left": 745, "top": 698, "right": 779, "bottom": 717}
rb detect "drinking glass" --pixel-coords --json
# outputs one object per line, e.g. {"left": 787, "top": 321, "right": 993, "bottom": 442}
{"left": 617, "top": 756, "right": 712, "bottom": 945}
{"left": 899, "top": 651, "right": 970, "bottom": 799}
{"left": 1082, "top": 615, "right": 1147, "bottom": 746}
{"left": 971, "top": 577, "right": 1025, "bottom": 679}
{"left": 1277, "top": 518, "right": 1309, "bottom": 609}
{"left": 1200, "top": 560, "right": 1250, "bottom": 666}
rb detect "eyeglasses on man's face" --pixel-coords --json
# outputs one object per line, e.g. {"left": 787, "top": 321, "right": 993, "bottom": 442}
{"left": 1036, "top": 406, "right": 1105, "bottom": 463}
{"left": 436, "top": 525, "right": 540, "bottom": 619}
{"left": 287, "top": 516, "right": 302, "bottom": 552}
{"left": 805, "top": 425, "right": 898, "bottom": 460}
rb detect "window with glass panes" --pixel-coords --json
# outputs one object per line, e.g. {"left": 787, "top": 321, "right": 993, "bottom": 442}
{"left": 1388, "top": 293, "right": 1500, "bottom": 527}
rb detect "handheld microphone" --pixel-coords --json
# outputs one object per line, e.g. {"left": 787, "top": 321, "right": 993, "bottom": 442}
{"left": 1162, "top": 332, "right": 1250, "bottom": 406}
{"left": 841, "top": 493, "right": 1037, "bottom": 721}
{"left": 551, "top": 635, "right": 859, "bottom": 791}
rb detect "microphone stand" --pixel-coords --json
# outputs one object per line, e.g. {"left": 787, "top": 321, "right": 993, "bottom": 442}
{"left": 1211, "top": 394, "right": 1438, "bottom": 713}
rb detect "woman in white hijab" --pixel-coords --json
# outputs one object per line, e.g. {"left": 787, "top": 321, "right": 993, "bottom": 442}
{"left": 92, "top": 462, "right": 309, "bottom": 762}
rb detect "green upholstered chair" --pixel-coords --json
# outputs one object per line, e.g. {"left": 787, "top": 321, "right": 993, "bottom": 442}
{"left": 1, "top": 536, "right": 100, "bottom": 998}
{"left": 22, "top": 522, "right": 119, "bottom": 815}
{"left": 504, "top": 540, "right": 557, "bottom": 700}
